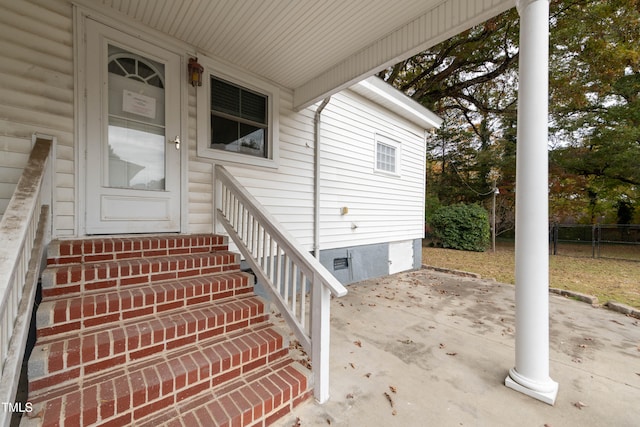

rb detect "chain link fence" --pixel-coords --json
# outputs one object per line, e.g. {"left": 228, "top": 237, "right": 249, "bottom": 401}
{"left": 549, "top": 224, "right": 640, "bottom": 261}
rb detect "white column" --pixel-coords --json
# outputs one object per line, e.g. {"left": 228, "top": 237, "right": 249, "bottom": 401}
{"left": 505, "top": 0, "right": 559, "bottom": 405}
{"left": 311, "top": 275, "right": 332, "bottom": 403}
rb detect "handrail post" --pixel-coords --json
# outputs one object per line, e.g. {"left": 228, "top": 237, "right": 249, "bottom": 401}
{"left": 213, "top": 165, "right": 221, "bottom": 235}
{"left": 311, "top": 273, "right": 331, "bottom": 403}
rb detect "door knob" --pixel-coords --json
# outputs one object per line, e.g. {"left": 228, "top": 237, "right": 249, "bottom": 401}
{"left": 171, "top": 136, "right": 180, "bottom": 150}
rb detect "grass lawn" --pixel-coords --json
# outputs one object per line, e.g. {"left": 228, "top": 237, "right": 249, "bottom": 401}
{"left": 422, "top": 241, "right": 640, "bottom": 309}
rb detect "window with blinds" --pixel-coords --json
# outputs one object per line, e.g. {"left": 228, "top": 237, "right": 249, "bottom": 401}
{"left": 210, "top": 76, "right": 268, "bottom": 158}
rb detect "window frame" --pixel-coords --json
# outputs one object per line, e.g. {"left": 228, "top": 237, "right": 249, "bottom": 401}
{"left": 373, "top": 134, "right": 401, "bottom": 177}
{"left": 197, "top": 60, "right": 279, "bottom": 168}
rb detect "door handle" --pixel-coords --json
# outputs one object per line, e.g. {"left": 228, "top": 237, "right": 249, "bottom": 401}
{"left": 170, "top": 136, "right": 180, "bottom": 150}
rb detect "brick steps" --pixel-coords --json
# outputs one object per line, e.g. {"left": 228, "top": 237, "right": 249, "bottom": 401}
{"left": 137, "top": 359, "right": 311, "bottom": 427}
{"left": 27, "top": 324, "right": 292, "bottom": 426}
{"left": 23, "top": 234, "right": 311, "bottom": 427}
{"left": 41, "top": 251, "right": 240, "bottom": 299}
{"left": 35, "top": 271, "right": 254, "bottom": 338}
{"left": 46, "top": 234, "right": 228, "bottom": 266}
{"left": 29, "top": 294, "right": 267, "bottom": 392}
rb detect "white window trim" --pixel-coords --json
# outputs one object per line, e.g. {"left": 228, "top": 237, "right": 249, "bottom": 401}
{"left": 196, "top": 58, "right": 280, "bottom": 168}
{"left": 374, "top": 134, "right": 401, "bottom": 177}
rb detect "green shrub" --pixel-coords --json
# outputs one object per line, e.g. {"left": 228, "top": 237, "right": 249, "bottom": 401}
{"left": 430, "top": 203, "right": 490, "bottom": 251}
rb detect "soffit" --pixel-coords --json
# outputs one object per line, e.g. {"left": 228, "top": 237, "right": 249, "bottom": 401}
{"left": 95, "top": 0, "right": 515, "bottom": 108}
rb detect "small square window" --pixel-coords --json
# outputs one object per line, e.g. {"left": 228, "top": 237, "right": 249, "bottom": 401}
{"left": 376, "top": 142, "right": 396, "bottom": 172}
{"left": 374, "top": 135, "right": 401, "bottom": 175}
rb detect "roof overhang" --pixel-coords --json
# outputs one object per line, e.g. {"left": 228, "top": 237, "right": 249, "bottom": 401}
{"left": 92, "top": 0, "right": 515, "bottom": 110}
{"left": 352, "top": 77, "right": 443, "bottom": 129}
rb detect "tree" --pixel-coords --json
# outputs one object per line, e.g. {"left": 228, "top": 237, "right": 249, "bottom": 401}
{"left": 382, "top": 0, "right": 640, "bottom": 224}
{"left": 549, "top": 0, "right": 640, "bottom": 222}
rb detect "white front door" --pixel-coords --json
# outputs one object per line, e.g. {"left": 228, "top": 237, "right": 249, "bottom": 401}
{"left": 85, "top": 19, "right": 182, "bottom": 234}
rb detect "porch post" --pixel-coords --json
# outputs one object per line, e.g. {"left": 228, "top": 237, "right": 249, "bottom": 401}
{"left": 311, "top": 273, "right": 331, "bottom": 404}
{"left": 505, "top": 0, "right": 558, "bottom": 405}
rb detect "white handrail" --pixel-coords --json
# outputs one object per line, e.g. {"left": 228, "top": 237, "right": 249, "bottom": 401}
{"left": 214, "top": 164, "right": 346, "bottom": 403}
{"left": 0, "top": 138, "right": 52, "bottom": 427}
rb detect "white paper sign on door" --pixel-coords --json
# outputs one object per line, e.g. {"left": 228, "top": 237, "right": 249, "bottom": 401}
{"left": 122, "top": 90, "right": 156, "bottom": 119}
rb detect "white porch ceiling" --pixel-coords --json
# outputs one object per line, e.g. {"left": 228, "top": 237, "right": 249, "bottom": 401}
{"left": 97, "top": 0, "right": 515, "bottom": 109}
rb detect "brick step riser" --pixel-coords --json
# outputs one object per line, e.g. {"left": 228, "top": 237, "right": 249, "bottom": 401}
{"left": 29, "top": 298, "right": 268, "bottom": 393}
{"left": 137, "top": 361, "right": 311, "bottom": 427}
{"left": 28, "top": 328, "right": 289, "bottom": 427}
{"left": 41, "top": 251, "right": 240, "bottom": 299}
{"left": 36, "top": 273, "right": 254, "bottom": 338}
{"left": 46, "top": 235, "right": 228, "bottom": 266}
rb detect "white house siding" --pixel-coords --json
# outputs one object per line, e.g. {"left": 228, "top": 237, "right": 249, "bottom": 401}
{"left": 193, "top": 88, "right": 427, "bottom": 255}
{"left": 0, "top": 0, "right": 427, "bottom": 257}
{"left": 221, "top": 89, "right": 317, "bottom": 249}
{"left": 186, "top": 86, "right": 317, "bottom": 247}
{"left": 0, "top": 0, "right": 75, "bottom": 236}
{"left": 318, "top": 90, "right": 427, "bottom": 250}
{"left": 187, "top": 87, "right": 215, "bottom": 234}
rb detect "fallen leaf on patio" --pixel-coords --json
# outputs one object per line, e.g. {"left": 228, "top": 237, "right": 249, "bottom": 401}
{"left": 349, "top": 362, "right": 356, "bottom": 369}
{"left": 398, "top": 339, "right": 414, "bottom": 345}
{"left": 289, "top": 340, "right": 301, "bottom": 350}
{"left": 326, "top": 418, "right": 332, "bottom": 425}
{"left": 384, "top": 392, "right": 395, "bottom": 408}
{"left": 346, "top": 393, "right": 354, "bottom": 399}
{"left": 573, "top": 401, "right": 587, "bottom": 410}
{"left": 446, "top": 352, "right": 458, "bottom": 356}
{"left": 572, "top": 357, "right": 582, "bottom": 363}
{"left": 389, "top": 385, "right": 397, "bottom": 393}
{"left": 439, "top": 343, "right": 446, "bottom": 349}
{"left": 292, "top": 417, "right": 301, "bottom": 427}
{"left": 610, "top": 319, "right": 624, "bottom": 326}
{"left": 579, "top": 344, "right": 588, "bottom": 349}
{"left": 364, "top": 373, "right": 372, "bottom": 378}
{"left": 299, "top": 358, "right": 311, "bottom": 369}
{"left": 392, "top": 410, "right": 397, "bottom": 416}
{"left": 354, "top": 340, "right": 362, "bottom": 347}
{"left": 544, "top": 424, "right": 552, "bottom": 427}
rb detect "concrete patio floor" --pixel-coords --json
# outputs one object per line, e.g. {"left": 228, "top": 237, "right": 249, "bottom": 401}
{"left": 274, "top": 267, "right": 640, "bottom": 427}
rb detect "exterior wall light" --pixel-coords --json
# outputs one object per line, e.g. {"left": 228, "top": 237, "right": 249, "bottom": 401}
{"left": 188, "top": 57, "right": 204, "bottom": 87}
